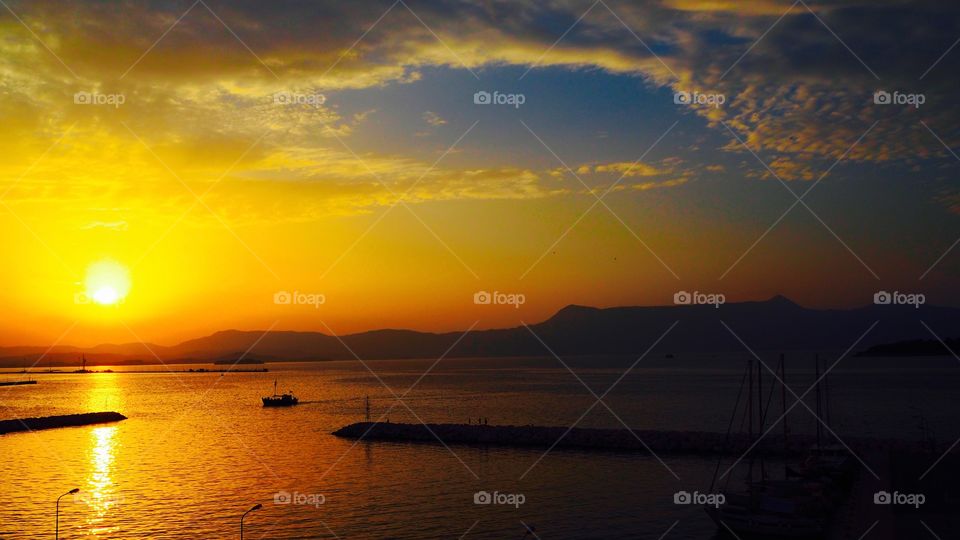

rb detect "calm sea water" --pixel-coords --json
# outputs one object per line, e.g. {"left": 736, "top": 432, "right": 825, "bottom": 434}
{"left": 1, "top": 354, "right": 957, "bottom": 539}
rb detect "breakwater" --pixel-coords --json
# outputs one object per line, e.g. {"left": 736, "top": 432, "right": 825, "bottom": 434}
{"left": 0, "top": 380, "right": 36, "bottom": 386}
{"left": 9, "top": 368, "right": 268, "bottom": 374}
{"left": 333, "top": 422, "right": 902, "bottom": 456}
{"left": 0, "top": 412, "right": 127, "bottom": 435}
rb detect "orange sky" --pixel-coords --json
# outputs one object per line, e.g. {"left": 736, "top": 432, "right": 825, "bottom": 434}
{"left": 1, "top": 0, "right": 958, "bottom": 347}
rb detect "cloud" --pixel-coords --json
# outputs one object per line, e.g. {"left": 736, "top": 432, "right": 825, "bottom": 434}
{"left": 660, "top": 1, "right": 960, "bottom": 180}
{"left": 662, "top": 0, "right": 800, "bottom": 15}
{"left": 0, "top": 119, "right": 571, "bottom": 225}
{"left": 938, "top": 192, "right": 960, "bottom": 215}
{"left": 2, "top": 0, "right": 959, "bottom": 207}
{"left": 589, "top": 162, "right": 669, "bottom": 177}
{"left": 81, "top": 220, "right": 129, "bottom": 231}
{"left": 632, "top": 177, "right": 689, "bottom": 190}
{"left": 423, "top": 111, "right": 447, "bottom": 127}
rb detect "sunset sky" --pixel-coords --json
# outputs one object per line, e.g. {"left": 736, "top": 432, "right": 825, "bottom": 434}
{"left": 1, "top": 0, "right": 959, "bottom": 347}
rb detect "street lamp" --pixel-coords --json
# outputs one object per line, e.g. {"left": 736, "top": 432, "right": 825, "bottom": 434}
{"left": 240, "top": 503, "right": 262, "bottom": 539}
{"left": 56, "top": 488, "right": 79, "bottom": 539}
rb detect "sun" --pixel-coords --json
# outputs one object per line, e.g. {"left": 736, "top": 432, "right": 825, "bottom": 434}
{"left": 84, "top": 260, "right": 131, "bottom": 306}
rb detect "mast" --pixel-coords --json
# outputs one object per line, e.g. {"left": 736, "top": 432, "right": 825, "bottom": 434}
{"left": 758, "top": 361, "right": 766, "bottom": 480}
{"left": 710, "top": 362, "right": 749, "bottom": 492}
{"left": 815, "top": 354, "right": 822, "bottom": 450}
{"left": 748, "top": 359, "right": 754, "bottom": 483}
{"left": 781, "top": 354, "right": 788, "bottom": 476}
{"left": 824, "top": 357, "right": 832, "bottom": 430}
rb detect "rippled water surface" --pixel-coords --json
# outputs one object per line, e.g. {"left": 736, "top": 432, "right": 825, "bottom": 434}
{"left": 1, "top": 354, "right": 957, "bottom": 538}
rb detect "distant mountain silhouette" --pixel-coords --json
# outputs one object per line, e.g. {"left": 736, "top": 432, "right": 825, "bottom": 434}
{"left": 2, "top": 296, "right": 958, "bottom": 367}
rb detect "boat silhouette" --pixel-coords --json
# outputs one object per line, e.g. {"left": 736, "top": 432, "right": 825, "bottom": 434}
{"left": 705, "top": 355, "right": 849, "bottom": 538}
{"left": 262, "top": 380, "right": 299, "bottom": 407}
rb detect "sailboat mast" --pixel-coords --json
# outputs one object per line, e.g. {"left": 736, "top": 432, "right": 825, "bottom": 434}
{"left": 758, "top": 361, "right": 766, "bottom": 480}
{"left": 824, "top": 359, "right": 832, "bottom": 429}
{"left": 781, "top": 354, "right": 788, "bottom": 476}
{"left": 815, "top": 354, "right": 822, "bottom": 450}
{"left": 748, "top": 359, "right": 754, "bottom": 483}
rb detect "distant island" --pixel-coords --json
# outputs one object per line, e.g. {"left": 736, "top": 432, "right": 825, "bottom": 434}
{"left": 2, "top": 296, "right": 959, "bottom": 367}
{"left": 856, "top": 338, "right": 960, "bottom": 357}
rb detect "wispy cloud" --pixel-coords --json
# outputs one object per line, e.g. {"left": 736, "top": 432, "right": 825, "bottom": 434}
{"left": 81, "top": 220, "right": 129, "bottom": 231}
{"left": 423, "top": 111, "right": 447, "bottom": 127}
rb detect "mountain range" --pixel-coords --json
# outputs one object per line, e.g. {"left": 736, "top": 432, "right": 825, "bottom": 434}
{"left": 2, "top": 296, "right": 957, "bottom": 367}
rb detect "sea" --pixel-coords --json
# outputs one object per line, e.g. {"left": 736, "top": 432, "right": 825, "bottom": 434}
{"left": 1, "top": 353, "right": 956, "bottom": 538}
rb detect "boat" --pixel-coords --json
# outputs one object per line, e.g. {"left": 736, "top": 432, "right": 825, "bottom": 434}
{"left": 705, "top": 356, "right": 839, "bottom": 539}
{"left": 262, "top": 380, "right": 299, "bottom": 407}
{"left": 73, "top": 354, "right": 91, "bottom": 374}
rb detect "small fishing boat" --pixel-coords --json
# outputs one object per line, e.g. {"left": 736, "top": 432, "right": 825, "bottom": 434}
{"left": 262, "top": 380, "right": 298, "bottom": 407}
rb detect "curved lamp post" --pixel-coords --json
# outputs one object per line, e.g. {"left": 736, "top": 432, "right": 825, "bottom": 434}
{"left": 56, "top": 488, "right": 79, "bottom": 539}
{"left": 240, "top": 503, "right": 262, "bottom": 539}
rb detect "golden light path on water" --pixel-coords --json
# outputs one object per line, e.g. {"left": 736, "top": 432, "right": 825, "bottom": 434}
{"left": 82, "top": 373, "right": 122, "bottom": 536}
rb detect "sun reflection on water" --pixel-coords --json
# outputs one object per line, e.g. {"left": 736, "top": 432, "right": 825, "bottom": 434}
{"left": 79, "top": 426, "right": 121, "bottom": 536}
{"left": 79, "top": 373, "right": 124, "bottom": 536}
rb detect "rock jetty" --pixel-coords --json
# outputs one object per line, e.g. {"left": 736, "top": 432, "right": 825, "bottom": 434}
{"left": 333, "top": 422, "right": 901, "bottom": 456}
{"left": 0, "top": 412, "right": 127, "bottom": 435}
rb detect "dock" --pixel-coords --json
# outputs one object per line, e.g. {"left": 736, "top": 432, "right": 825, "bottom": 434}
{"left": 0, "top": 412, "right": 127, "bottom": 435}
{"left": 332, "top": 422, "right": 911, "bottom": 456}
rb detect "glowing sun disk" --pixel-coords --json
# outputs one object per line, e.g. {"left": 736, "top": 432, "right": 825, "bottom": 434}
{"left": 84, "top": 261, "right": 131, "bottom": 306}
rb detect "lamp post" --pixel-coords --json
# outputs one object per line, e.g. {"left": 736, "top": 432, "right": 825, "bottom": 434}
{"left": 240, "top": 503, "right": 261, "bottom": 539}
{"left": 56, "top": 488, "right": 79, "bottom": 539}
